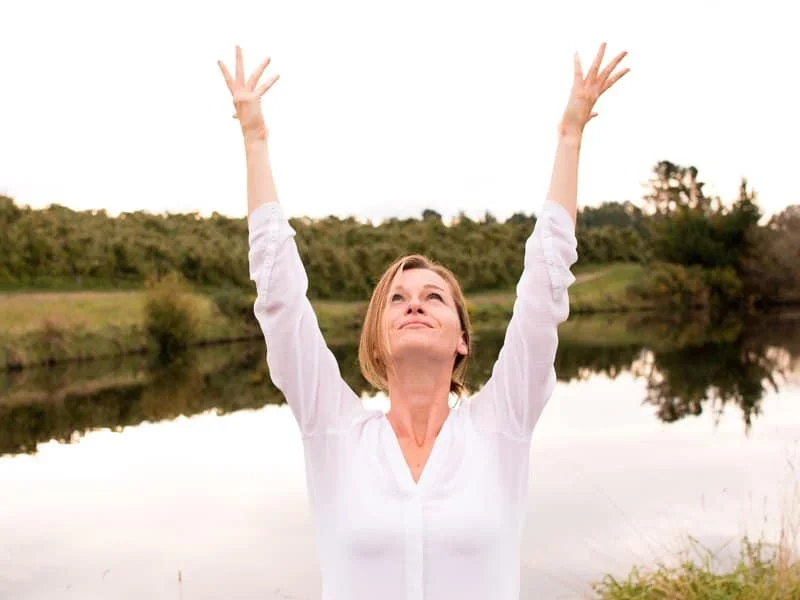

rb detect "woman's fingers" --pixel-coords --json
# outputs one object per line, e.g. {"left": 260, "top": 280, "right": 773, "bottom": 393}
{"left": 256, "top": 73, "right": 281, "bottom": 97}
{"left": 598, "top": 50, "right": 628, "bottom": 85}
{"left": 573, "top": 52, "right": 584, "bottom": 84}
{"left": 220, "top": 47, "right": 278, "bottom": 99}
{"left": 235, "top": 45, "right": 245, "bottom": 84}
{"left": 601, "top": 67, "right": 630, "bottom": 94}
{"left": 576, "top": 44, "right": 628, "bottom": 93}
{"left": 587, "top": 42, "right": 606, "bottom": 82}
{"left": 247, "top": 56, "right": 272, "bottom": 90}
{"left": 222, "top": 47, "right": 275, "bottom": 92}
{"left": 218, "top": 60, "right": 235, "bottom": 95}
{"left": 220, "top": 46, "right": 278, "bottom": 123}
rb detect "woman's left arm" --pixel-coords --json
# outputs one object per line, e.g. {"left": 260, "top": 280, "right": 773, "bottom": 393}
{"left": 470, "top": 44, "right": 629, "bottom": 439}
{"left": 548, "top": 43, "right": 629, "bottom": 223}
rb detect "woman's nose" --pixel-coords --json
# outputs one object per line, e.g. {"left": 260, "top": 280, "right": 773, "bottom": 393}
{"left": 406, "top": 299, "right": 423, "bottom": 313}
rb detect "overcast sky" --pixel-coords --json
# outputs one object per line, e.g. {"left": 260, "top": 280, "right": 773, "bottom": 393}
{"left": 0, "top": 0, "right": 795, "bottom": 223}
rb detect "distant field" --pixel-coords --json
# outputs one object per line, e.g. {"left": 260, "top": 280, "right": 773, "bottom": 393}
{"left": 0, "top": 264, "right": 650, "bottom": 369}
{"left": 0, "top": 290, "right": 221, "bottom": 335}
{"left": 570, "top": 263, "right": 649, "bottom": 312}
{"left": 0, "top": 262, "right": 647, "bottom": 335}
{"left": 0, "top": 291, "right": 147, "bottom": 334}
{"left": 465, "top": 263, "right": 648, "bottom": 311}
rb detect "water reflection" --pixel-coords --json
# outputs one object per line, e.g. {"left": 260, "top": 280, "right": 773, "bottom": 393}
{"left": 1, "top": 310, "right": 799, "bottom": 457}
{"left": 556, "top": 311, "right": 800, "bottom": 429}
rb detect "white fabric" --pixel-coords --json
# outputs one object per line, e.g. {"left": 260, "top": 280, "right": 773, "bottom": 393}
{"left": 248, "top": 199, "right": 578, "bottom": 600}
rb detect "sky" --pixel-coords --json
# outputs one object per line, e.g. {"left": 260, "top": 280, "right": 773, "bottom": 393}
{"left": 0, "top": 0, "right": 796, "bottom": 223}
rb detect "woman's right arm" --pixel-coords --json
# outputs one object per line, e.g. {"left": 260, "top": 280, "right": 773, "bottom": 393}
{"left": 219, "top": 46, "right": 366, "bottom": 437}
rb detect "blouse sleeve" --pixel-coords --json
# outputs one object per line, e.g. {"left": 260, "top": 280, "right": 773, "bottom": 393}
{"left": 248, "top": 202, "right": 366, "bottom": 438}
{"left": 468, "top": 199, "right": 578, "bottom": 440}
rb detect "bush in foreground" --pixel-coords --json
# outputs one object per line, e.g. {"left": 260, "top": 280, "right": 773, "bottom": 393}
{"left": 592, "top": 536, "right": 800, "bottom": 599}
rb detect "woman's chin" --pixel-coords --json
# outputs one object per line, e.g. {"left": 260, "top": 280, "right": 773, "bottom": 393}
{"left": 389, "top": 339, "right": 452, "bottom": 363}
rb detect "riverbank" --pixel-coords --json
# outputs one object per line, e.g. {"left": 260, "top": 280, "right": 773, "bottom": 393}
{"left": 0, "top": 262, "right": 665, "bottom": 370}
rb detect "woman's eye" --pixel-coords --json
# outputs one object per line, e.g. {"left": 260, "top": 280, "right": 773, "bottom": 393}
{"left": 428, "top": 293, "right": 443, "bottom": 301}
{"left": 390, "top": 294, "right": 403, "bottom": 302}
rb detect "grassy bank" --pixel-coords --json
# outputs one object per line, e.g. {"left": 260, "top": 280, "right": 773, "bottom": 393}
{"left": 0, "top": 263, "right": 649, "bottom": 370}
{"left": 591, "top": 531, "right": 800, "bottom": 599}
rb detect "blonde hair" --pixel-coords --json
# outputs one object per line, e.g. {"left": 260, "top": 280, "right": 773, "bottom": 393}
{"left": 358, "top": 254, "right": 472, "bottom": 396}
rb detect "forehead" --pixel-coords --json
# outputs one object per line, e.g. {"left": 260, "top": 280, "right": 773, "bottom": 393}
{"left": 389, "top": 267, "right": 450, "bottom": 292}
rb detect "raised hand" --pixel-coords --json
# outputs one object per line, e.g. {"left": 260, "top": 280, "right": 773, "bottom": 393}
{"left": 559, "top": 42, "right": 629, "bottom": 138}
{"left": 218, "top": 46, "right": 280, "bottom": 142}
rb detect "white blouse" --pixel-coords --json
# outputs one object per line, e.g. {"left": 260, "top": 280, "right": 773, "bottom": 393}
{"left": 248, "top": 199, "right": 578, "bottom": 600}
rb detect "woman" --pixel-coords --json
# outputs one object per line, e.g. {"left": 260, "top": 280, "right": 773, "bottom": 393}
{"left": 219, "top": 43, "right": 628, "bottom": 600}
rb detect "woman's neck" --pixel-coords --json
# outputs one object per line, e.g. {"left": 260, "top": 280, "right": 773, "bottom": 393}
{"left": 386, "top": 364, "right": 452, "bottom": 447}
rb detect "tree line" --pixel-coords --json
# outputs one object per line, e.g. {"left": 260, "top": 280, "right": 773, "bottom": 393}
{"left": 1, "top": 160, "right": 798, "bottom": 308}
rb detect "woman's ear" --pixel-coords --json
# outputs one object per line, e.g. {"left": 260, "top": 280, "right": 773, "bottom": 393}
{"left": 457, "top": 333, "right": 469, "bottom": 356}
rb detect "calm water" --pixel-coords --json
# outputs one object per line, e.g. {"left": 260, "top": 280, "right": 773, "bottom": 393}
{"left": 2, "top": 311, "right": 800, "bottom": 599}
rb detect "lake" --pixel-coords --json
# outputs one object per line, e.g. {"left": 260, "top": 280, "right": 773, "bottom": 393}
{"left": 2, "top": 310, "right": 799, "bottom": 599}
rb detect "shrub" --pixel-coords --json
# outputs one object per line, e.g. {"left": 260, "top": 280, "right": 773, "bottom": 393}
{"left": 628, "top": 262, "right": 709, "bottom": 310}
{"left": 211, "top": 289, "right": 255, "bottom": 321}
{"left": 143, "top": 272, "right": 198, "bottom": 360}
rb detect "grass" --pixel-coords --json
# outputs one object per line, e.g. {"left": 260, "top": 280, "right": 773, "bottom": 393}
{"left": 570, "top": 263, "right": 651, "bottom": 313}
{"left": 0, "top": 263, "right": 647, "bottom": 369}
{"left": 593, "top": 547, "right": 799, "bottom": 598}
{"left": 0, "top": 288, "right": 255, "bottom": 369}
{"left": 466, "top": 263, "right": 651, "bottom": 314}
{"left": 592, "top": 531, "right": 800, "bottom": 599}
{"left": 0, "top": 263, "right": 643, "bottom": 326}
{"left": 0, "top": 290, "right": 231, "bottom": 335}
{"left": 1, "top": 290, "right": 148, "bottom": 334}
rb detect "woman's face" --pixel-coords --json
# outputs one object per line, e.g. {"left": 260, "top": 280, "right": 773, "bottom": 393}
{"left": 381, "top": 267, "right": 468, "bottom": 366}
